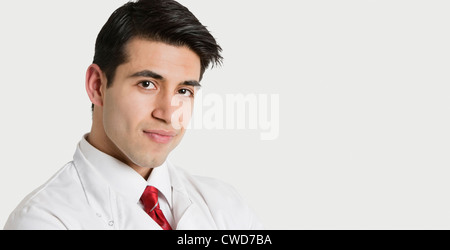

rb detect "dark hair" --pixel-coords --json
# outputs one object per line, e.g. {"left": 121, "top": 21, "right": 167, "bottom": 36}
{"left": 93, "top": 0, "right": 222, "bottom": 87}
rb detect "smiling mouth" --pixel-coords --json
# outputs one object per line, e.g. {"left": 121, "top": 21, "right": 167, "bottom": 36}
{"left": 143, "top": 130, "right": 176, "bottom": 144}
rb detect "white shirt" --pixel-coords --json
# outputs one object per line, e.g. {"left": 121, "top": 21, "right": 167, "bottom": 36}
{"left": 78, "top": 136, "right": 175, "bottom": 227}
{"left": 4, "top": 135, "right": 263, "bottom": 230}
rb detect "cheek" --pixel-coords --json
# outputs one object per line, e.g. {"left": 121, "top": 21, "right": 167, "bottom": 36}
{"left": 103, "top": 89, "right": 148, "bottom": 135}
{"left": 170, "top": 97, "right": 194, "bottom": 130}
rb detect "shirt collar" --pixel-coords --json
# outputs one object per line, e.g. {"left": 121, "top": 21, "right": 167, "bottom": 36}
{"left": 147, "top": 161, "right": 172, "bottom": 208}
{"left": 79, "top": 134, "right": 172, "bottom": 208}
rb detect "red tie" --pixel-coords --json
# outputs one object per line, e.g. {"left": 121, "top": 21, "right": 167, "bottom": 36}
{"left": 140, "top": 186, "right": 173, "bottom": 230}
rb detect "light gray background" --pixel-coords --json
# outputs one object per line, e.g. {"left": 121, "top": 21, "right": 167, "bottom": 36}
{"left": 1, "top": 0, "right": 449, "bottom": 229}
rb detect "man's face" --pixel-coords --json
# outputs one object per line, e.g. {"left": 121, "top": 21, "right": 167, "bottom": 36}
{"left": 100, "top": 38, "right": 201, "bottom": 169}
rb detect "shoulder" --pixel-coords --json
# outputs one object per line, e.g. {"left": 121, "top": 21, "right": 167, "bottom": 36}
{"left": 167, "top": 162, "right": 264, "bottom": 229}
{"left": 4, "top": 162, "right": 85, "bottom": 230}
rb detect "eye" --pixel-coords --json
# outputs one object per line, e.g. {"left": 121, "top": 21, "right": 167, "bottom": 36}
{"left": 138, "top": 81, "right": 156, "bottom": 90}
{"left": 178, "top": 88, "right": 194, "bottom": 97}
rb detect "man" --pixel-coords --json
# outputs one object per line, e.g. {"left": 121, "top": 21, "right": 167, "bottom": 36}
{"left": 4, "top": 0, "right": 263, "bottom": 230}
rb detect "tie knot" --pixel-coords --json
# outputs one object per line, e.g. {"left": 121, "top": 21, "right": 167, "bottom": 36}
{"left": 140, "top": 186, "right": 159, "bottom": 213}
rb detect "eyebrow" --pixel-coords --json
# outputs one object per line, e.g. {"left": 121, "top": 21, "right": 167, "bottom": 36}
{"left": 130, "top": 70, "right": 163, "bottom": 80}
{"left": 183, "top": 80, "right": 202, "bottom": 88}
{"left": 130, "top": 70, "right": 201, "bottom": 88}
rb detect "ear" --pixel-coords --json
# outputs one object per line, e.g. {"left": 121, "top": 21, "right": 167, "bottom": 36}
{"left": 85, "top": 64, "right": 106, "bottom": 108}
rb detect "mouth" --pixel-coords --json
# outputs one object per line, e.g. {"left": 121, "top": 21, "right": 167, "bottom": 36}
{"left": 143, "top": 130, "right": 176, "bottom": 144}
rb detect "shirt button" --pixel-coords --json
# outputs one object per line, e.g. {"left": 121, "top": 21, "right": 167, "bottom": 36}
{"left": 108, "top": 220, "right": 114, "bottom": 227}
{"left": 96, "top": 213, "right": 102, "bottom": 218}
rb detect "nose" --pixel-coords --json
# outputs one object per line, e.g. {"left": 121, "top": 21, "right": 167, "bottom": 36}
{"left": 151, "top": 92, "right": 193, "bottom": 128}
{"left": 151, "top": 91, "right": 177, "bottom": 124}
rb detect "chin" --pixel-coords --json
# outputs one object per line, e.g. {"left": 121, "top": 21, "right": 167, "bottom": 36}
{"left": 132, "top": 154, "right": 167, "bottom": 169}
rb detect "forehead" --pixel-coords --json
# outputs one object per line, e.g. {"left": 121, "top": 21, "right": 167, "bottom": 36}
{"left": 120, "top": 38, "right": 201, "bottom": 81}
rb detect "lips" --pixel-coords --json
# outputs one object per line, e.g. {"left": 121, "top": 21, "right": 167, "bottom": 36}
{"left": 143, "top": 130, "right": 176, "bottom": 144}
